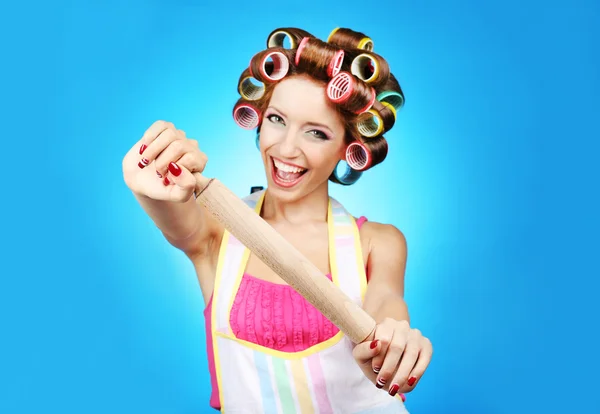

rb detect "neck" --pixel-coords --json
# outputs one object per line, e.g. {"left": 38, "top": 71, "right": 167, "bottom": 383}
{"left": 261, "top": 183, "right": 329, "bottom": 225}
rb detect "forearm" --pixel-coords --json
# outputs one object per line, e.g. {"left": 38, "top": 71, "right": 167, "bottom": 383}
{"left": 365, "top": 292, "right": 410, "bottom": 325}
{"left": 134, "top": 192, "right": 201, "bottom": 242}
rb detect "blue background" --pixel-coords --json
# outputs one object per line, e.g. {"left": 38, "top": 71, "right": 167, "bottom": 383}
{"left": 2, "top": 0, "right": 598, "bottom": 412}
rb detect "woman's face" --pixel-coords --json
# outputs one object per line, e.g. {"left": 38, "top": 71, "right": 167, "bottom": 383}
{"left": 259, "top": 75, "right": 347, "bottom": 201}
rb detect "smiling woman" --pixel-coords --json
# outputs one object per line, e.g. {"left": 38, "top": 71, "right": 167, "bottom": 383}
{"left": 122, "top": 26, "right": 432, "bottom": 414}
{"left": 234, "top": 30, "right": 404, "bottom": 188}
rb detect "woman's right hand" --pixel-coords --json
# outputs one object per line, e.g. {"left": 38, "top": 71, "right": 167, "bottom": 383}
{"left": 122, "top": 120, "right": 208, "bottom": 202}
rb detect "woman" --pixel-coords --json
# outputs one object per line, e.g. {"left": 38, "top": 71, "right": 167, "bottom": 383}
{"left": 122, "top": 27, "right": 433, "bottom": 413}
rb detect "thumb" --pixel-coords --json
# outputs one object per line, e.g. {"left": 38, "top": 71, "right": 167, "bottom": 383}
{"left": 352, "top": 339, "right": 382, "bottom": 366}
{"left": 164, "top": 162, "right": 196, "bottom": 202}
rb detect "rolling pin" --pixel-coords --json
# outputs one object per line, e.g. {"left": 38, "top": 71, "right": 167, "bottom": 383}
{"left": 194, "top": 174, "right": 376, "bottom": 344}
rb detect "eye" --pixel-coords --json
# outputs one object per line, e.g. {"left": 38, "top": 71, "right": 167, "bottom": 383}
{"left": 266, "top": 114, "right": 285, "bottom": 124}
{"left": 307, "top": 129, "right": 329, "bottom": 140}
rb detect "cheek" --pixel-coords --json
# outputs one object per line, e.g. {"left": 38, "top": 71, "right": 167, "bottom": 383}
{"left": 304, "top": 145, "right": 341, "bottom": 170}
{"left": 258, "top": 124, "right": 281, "bottom": 149}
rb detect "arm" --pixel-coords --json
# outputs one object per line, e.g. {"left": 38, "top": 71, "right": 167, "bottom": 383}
{"left": 353, "top": 222, "right": 431, "bottom": 396}
{"left": 122, "top": 121, "right": 222, "bottom": 259}
{"left": 361, "top": 222, "right": 409, "bottom": 323}
{"left": 133, "top": 193, "right": 220, "bottom": 258}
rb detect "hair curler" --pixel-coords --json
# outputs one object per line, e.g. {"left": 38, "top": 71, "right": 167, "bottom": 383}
{"left": 250, "top": 50, "right": 290, "bottom": 83}
{"left": 345, "top": 141, "right": 372, "bottom": 171}
{"left": 332, "top": 159, "right": 363, "bottom": 185}
{"left": 357, "top": 109, "right": 384, "bottom": 138}
{"left": 327, "top": 27, "right": 374, "bottom": 51}
{"left": 377, "top": 90, "right": 405, "bottom": 111}
{"left": 267, "top": 27, "right": 313, "bottom": 49}
{"left": 239, "top": 76, "right": 266, "bottom": 101}
{"left": 327, "top": 72, "right": 376, "bottom": 114}
{"left": 350, "top": 52, "right": 389, "bottom": 86}
{"left": 295, "top": 37, "right": 345, "bottom": 78}
{"left": 233, "top": 102, "right": 261, "bottom": 130}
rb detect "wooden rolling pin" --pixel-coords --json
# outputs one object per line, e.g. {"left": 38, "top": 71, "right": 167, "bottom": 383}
{"left": 194, "top": 174, "right": 376, "bottom": 344}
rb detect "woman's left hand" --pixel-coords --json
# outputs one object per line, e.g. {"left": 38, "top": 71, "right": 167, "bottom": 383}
{"left": 352, "top": 318, "right": 433, "bottom": 397}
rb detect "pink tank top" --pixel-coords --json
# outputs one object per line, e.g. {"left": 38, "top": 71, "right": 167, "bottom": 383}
{"left": 203, "top": 216, "right": 369, "bottom": 409}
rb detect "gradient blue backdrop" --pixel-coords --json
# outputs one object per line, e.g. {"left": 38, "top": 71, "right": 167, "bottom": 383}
{"left": 2, "top": 0, "right": 598, "bottom": 413}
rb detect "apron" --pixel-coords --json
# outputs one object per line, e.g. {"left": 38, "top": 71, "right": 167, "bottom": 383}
{"left": 211, "top": 189, "right": 410, "bottom": 413}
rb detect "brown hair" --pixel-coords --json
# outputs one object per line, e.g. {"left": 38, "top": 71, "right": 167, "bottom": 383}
{"left": 232, "top": 27, "right": 405, "bottom": 185}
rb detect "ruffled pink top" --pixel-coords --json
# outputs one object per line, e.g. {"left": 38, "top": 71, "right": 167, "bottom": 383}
{"left": 203, "top": 216, "right": 369, "bottom": 409}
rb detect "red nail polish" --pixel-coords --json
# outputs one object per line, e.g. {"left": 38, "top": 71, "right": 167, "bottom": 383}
{"left": 156, "top": 171, "right": 162, "bottom": 178}
{"left": 370, "top": 340, "right": 378, "bottom": 349}
{"left": 168, "top": 162, "right": 182, "bottom": 176}
{"left": 163, "top": 176, "right": 170, "bottom": 186}
{"left": 139, "top": 144, "right": 147, "bottom": 154}
{"left": 138, "top": 161, "right": 146, "bottom": 169}
{"left": 373, "top": 366, "right": 380, "bottom": 374}
{"left": 389, "top": 384, "right": 399, "bottom": 396}
{"left": 376, "top": 377, "right": 386, "bottom": 388}
{"left": 407, "top": 376, "right": 417, "bottom": 386}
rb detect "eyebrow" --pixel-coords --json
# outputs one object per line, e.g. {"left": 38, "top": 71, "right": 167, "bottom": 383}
{"left": 267, "top": 105, "right": 334, "bottom": 133}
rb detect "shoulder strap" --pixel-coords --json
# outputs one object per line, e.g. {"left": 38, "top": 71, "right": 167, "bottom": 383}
{"left": 329, "top": 197, "right": 368, "bottom": 303}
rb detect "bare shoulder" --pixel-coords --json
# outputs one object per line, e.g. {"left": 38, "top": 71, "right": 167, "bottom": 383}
{"left": 355, "top": 218, "right": 407, "bottom": 262}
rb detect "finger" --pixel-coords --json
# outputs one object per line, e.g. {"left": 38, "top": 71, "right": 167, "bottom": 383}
{"left": 136, "top": 120, "right": 174, "bottom": 159}
{"left": 174, "top": 151, "right": 208, "bottom": 175}
{"left": 352, "top": 338, "right": 383, "bottom": 367}
{"left": 372, "top": 318, "right": 398, "bottom": 375}
{"left": 162, "top": 161, "right": 197, "bottom": 202}
{"left": 154, "top": 139, "right": 189, "bottom": 176}
{"left": 376, "top": 320, "right": 409, "bottom": 390}
{"left": 138, "top": 127, "right": 179, "bottom": 169}
{"left": 399, "top": 336, "right": 433, "bottom": 394}
{"left": 388, "top": 331, "right": 422, "bottom": 396}
{"left": 140, "top": 120, "right": 174, "bottom": 147}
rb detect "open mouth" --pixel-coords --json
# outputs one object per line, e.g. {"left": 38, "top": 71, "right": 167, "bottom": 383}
{"left": 270, "top": 156, "right": 308, "bottom": 188}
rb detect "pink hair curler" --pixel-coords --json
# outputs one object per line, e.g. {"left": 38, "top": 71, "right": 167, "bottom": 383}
{"left": 233, "top": 103, "right": 261, "bottom": 130}
{"left": 296, "top": 37, "right": 344, "bottom": 78}
{"left": 355, "top": 87, "right": 376, "bottom": 114}
{"left": 345, "top": 141, "right": 372, "bottom": 171}
{"left": 327, "top": 72, "right": 376, "bottom": 114}
{"left": 327, "top": 71, "right": 355, "bottom": 103}
{"left": 251, "top": 50, "right": 290, "bottom": 82}
{"left": 327, "top": 49, "right": 345, "bottom": 77}
{"left": 294, "top": 37, "right": 310, "bottom": 66}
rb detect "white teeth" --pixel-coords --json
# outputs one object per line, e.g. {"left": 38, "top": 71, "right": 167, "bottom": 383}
{"left": 273, "top": 158, "right": 306, "bottom": 173}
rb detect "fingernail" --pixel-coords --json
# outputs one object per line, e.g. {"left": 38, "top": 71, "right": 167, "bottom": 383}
{"left": 370, "top": 340, "right": 378, "bottom": 349}
{"left": 168, "top": 162, "right": 182, "bottom": 177}
{"left": 139, "top": 144, "right": 147, "bottom": 154}
{"left": 389, "top": 384, "right": 399, "bottom": 396}
{"left": 376, "top": 377, "right": 386, "bottom": 388}
{"left": 138, "top": 161, "right": 146, "bottom": 169}
{"left": 407, "top": 376, "right": 417, "bottom": 386}
{"left": 373, "top": 366, "right": 380, "bottom": 374}
{"left": 138, "top": 158, "right": 149, "bottom": 169}
{"left": 163, "top": 176, "right": 170, "bottom": 186}
{"left": 156, "top": 171, "right": 162, "bottom": 178}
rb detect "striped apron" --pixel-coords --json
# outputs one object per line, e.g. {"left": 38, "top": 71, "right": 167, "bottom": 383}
{"left": 211, "top": 189, "right": 410, "bottom": 413}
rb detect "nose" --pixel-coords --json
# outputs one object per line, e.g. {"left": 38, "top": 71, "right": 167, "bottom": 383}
{"left": 278, "top": 128, "right": 301, "bottom": 158}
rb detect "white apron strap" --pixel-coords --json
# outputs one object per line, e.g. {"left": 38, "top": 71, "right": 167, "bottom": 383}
{"left": 213, "top": 189, "right": 266, "bottom": 334}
